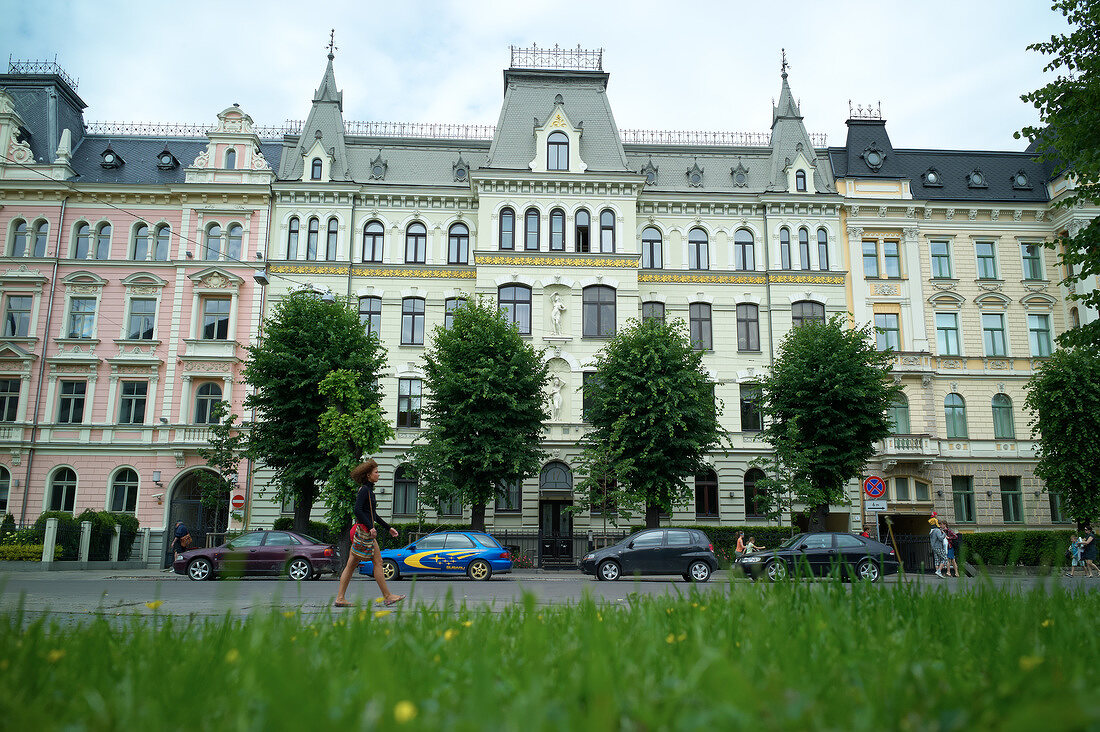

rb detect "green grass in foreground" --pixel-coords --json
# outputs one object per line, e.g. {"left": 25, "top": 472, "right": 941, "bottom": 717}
{"left": 1, "top": 581, "right": 1098, "bottom": 731}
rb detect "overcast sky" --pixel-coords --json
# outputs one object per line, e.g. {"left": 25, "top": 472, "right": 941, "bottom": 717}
{"left": 3, "top": 0, "right": 1068, "bottom": 151}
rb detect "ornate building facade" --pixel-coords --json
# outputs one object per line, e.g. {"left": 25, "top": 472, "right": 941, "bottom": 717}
{"left": 1, "top": 50, "right": 1094, "bottom": 565}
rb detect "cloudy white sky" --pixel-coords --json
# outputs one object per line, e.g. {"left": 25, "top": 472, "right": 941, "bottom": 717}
{"left": 4, "top": 1, "right": 1067, "bottom": 151}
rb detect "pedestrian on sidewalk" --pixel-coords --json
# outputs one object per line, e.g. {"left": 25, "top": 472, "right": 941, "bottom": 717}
{"left": 1081, "top": 523, "right": 1098, "bottom": 578}
{"left": 164, "top": 521, "right": 190, "bottom": 570}
{"left": 942, "top": 522, "right": 961, "bottom": 577}
{"left": 334, "top": 459, "right": 405, "bottom": 608}
{"left": 744, "top": 536, "right": 765, "bottom": 554}
{"left": 929, "top": 518, "right": 948, "bottom": 578}
{"left": 1066, "top": 533, "right": 1083, "bottom": 578}
{"left": 735, "top": 531, "right": 745, "bottom": 560}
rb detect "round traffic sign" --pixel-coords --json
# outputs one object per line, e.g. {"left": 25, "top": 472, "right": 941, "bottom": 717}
{"left": 231, "top": 494, "right": 245, "bottom": 510}
{"left": 863, "top": 476, "right": 886, "bottom": 499}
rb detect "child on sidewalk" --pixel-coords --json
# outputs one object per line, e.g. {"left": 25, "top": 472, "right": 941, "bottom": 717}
{"left": 1066, "top": 534, "right": 1083, "bottom": 577}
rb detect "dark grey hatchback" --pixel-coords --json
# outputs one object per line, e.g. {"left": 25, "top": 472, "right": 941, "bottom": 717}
{"left": 580, "top": 528, "right": 718, "bottom": 582}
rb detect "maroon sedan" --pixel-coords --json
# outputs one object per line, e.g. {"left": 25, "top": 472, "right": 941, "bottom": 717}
{"left": 173, "top": 530, "right": 338, "bottom": 581}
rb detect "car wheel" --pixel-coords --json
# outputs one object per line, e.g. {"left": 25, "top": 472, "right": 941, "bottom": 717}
{"left": 467, "top": 559, "right": 492, "bottom": 581}
{"left": 857, "top": 558, "right": 881, "bottom": 583}
{"left": 765, "top": 560, "right": 788, "bottom": 582}
{"left": 598, "top": 560, "right": 621, "bottom": 582}
{"left": 187, "top": 557, "right": 212, "bottom": 581}
{"left": 687, "top": 561, "right": 711, "bottom": 583}
{"left": 382, "top": 558, "right": 400, "bottom": 582}
{"left": 286, "top": 558, "right": 312, "bottom": 581}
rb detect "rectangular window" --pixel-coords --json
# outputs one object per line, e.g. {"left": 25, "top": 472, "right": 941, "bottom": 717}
{"left": 736, "top": 304, "right": 760, "bottom": 352}
{"left": 280, "top": 493, "right": 296, "bottom": 515}
{"left": 883, "top": 241, "right": 901, "bottom": 278}
{"left": 874, "top": 313, "right": 900, "bottom": 351}
{"left": 393, "top": 478, "right": 418, "bottom": 516}
{"left": 931, "top": 240, "right": 952, "bottom": 278}
{"left": 438, "top": 495, "right": 462, "bottom": 517}
{"left": 495, "top": 480, "right": 522, "bottom": 512}
{"left": 740, "top": 385, "right": 763, "bottom": 432}
{"left": 444, "top": 297, "right": 466, "bottom": 330}
{"left": 0, "top": 378, "right": 19, "bottom": 422}
{"left": 582, "top": 372, "right": 597, "bottom": 422}
{"left": 689, "top": 303, "right": 712, "bottom": 351}
{"left": 397, "top": 378, "right": 422, "bottom": 428}
{"left": 982, "top": 313, "right": 1007, "bottom": 356}
{"left": 4, "top": 295, "right": 32, "bottom": 337}
{"left": 935, "top": 313, "right": 961, "bottom": 355}
{"left": 67, "top": 297, "right": 97, "bottom": 339}
{"left": 975, "top": 240, "right": 998, "bottom": 279}
{"left": 862, "top": 241, "right": 879, "bottom": 277}
{"left": 201, "top": 298, "right": 230, "bottom": 340}
{"left": 358, "top": 296, "right": 381, "bottom": 338}
{"left": 1000, "top": 476, "right": 1023, "bottom": 523}
{"left": 1049, "top": 491, "right": 1070, "bottom": 524}
{"left": 951, "top": 475, "right": 975, "bottom": 523}
{"left": 914, "top": 480, "right": 930, "bottom": 501}
{"left": 400, "top": 299, "right": 425, "bottom": 345}
{"left": 118, "top": 381, "right": 148, "bottom": 425}
{"left": 641, "top": 302, "right": 664, "bottom": 324}
{"left": 894, "top": 476, "right": 910, "bottom": 501}
{"left": 1028, "top": 314, "right": 1052, "bottom": 357}
{"left": 127, "top": 298, "right": 156, "bottom": 340}
{"left": 1021, "top": 243, "right": 1044, "bottom": 280}
{"left": 58, "top": 380, "right": 86, "bottom": 424}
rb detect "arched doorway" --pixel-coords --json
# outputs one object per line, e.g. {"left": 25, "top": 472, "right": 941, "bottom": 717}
{"left": 538, "top": 461, "right": 573, "bottom": 565}
{"left": 164, "top": 469, "right": 229, "bottom": 566}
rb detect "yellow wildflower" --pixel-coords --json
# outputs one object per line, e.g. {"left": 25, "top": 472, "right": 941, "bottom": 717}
{"left": 1019, "top": 656, "right": 1043, "bottom": 671}
{"left": 144, "top": 601, "right": 164, "bottom": 610}
{"left": 394, "top": 701, "right": 417, "bottom": 724}
{"left": 282, "top": 611, "right": 296, "bottom": 618}
{"left": 47, "top": 649, "right": 65, "bottom": 663}
{"left": 677, "top": 632, "right": 687, "bottom": 642}
{"left": 463, "top": 620, "right": 473, "bottom": 627}
{"left": 374, "top": 610, "right": 392, "bottom": 618}
{"left": 225, "top": 649, "right": 240, "bottom": 664}
{"left": 443, "top": 628, "right": 457, "bottom": 641}
{"left": 1041, "top": 619, "right": 1053, "bottom": 628}
{"left": 666, "top": 633, "right": 675, "bottom": 644}
{"left": 375, "top": 597, "right": 386, "bottom": 604}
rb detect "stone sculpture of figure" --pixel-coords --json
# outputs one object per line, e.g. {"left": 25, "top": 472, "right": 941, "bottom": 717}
{"left": 550, "top": 293, "right": 566, "bottom": 336}
{"left": 548, "top": 374, "right": 564, "bottom": 420}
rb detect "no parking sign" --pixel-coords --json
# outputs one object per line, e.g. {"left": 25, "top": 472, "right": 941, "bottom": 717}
{"left": 863, "top": 476, "right": 886, "bottom": 499}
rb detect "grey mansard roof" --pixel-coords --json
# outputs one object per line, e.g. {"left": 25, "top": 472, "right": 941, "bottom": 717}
{"left": 278, "top": 55, "right": 350, "bottom": 181}
{"left": 623, "top": 147, "right": 835, "bottom": 194}
{"left": 66, "top": 136, "right": 282, "bottom": 185}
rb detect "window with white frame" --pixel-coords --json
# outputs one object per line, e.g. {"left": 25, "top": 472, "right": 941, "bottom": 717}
{"left": 397, "top": 378, "right": 422, "bottom": 428}
{"left": 306, "top": 217, "right": 319, "bottom": 260}
{"left": 94, "top": 224, "right": 111, "bottom": 260}
{"left": 550, "top": 209, "right": 565, "bottom": 252}
{"left": 154, "top": 225, "right": 170, "bottom": 261}
{"left": 1028, "top": 314, "right": 1052, "bottom": 356}
{"left": 405, "top": 222, "right": 427, "bottom": 263}
{"left": 525, "top": 208, "right": 540, "bottom": 251}
{"left": 931, "top": 240, "right": 952, "bottom": 278}
{"left": 981, "top": 313, "right": 1007, "bottom": 356}
{"left": 547, "top": 131, "right": 568, "bottom": 171}
{"left": 74, "top": 223, "right": 91, "bottom": 259}
{"left": 400, "top": 298, "right": 425, "bottom": 344}
{"left": 582, "top": 286, "right": 616, "bottom": 337}
{"left": 204, "top": 224, "right": 222, "bottom": 261}
{"left": 641, "top": 227, "right": 662, "bottom": 269}
{"left": 118, "top": 381, "right": 148, "bottom": 425}
{"left": 499, "top": 208, "right": 515, "bottom": 251}
{"left": 10, "top": 220, "right": 27, "bottom": 257}
{"left": 448, "top": 223, "right": 469, "bottom": 264}
{"left": 311, "top": 158, "right": 322, "bottom": 180}
{"left": 689, "top": 303, "right": 712, "bottom": 351}
{"left": 226, "top": 224, "right": 243, "bottom": 262}
{"left": 444, "top": 297, "right": 466, "bottom": 330}
{"left": 498, "top": 285, "right": 531, "bottom": 335}
{"left": 574, "top": 209, "right": 590, "bottom": 253}
{"left": 875, "top": 313, "right": 900, "bottom": 351}
{"left": 641, "top": 301, "right": 664, "bottom": 324}
{"left": 688, "top": 228, "right": 709, "bottom": 270}
{"left": 1021, "top": 243, "right": 1044, "bottom": 280}
{"left": 0, "top": 379, "right": 19, "bottom": 422}
{"left": 48, "top": 468, "right": 77, "bottom": 512}
{"left": 599, "top": 209, "right": 615, "bottom": 253}
{"left": 975, "top": 240, "right": 998, "bottom": 279}
{"left": 779, "top": 228, "right": 791, "bottom": 270}
{"left": 132, "top": 224, "right": 151, "bottom": 261}
{"left": 110, "top": 468, "right": 139, "bottom": 513}
{"left": 287, "top": 217, "right": 299, "bottom": 260}
{"left": 735, "top": 229, "right": 755, "bottom": 271}
{"left": 935, "top": 313, "right": 961, "bottom": 355}
{"left": 863, "top": 241, "right": 879, "bottom": 277}
{"left": 201, "top": 298, "right": 230, "bottom": 340}
{"left": 362, "top": 220, "right": 383, "bottom": 262}
{"left": 4, "top": 294, "right": 32, "bottom": 337}
{"left": 791, "top": 300, "right": 825, "bottom": 328}
{"left": 127, "top": 299, "right": 156, "bottom": 340}
{"left": 58, "top": 380, "right": 86, "bottom": 424}
{"left": 817, "top": 229, "right": 829, "bottom": 271}
{"left": 67, "top": 298, "right": 97, "bottom": 339}
{"left": 992, "top": 393, "right": 1015, "bottom": 439}
{"left": 883, "top": 241, "right": 901, "bottom": 278}
{"left": 324, "top": 219, "right": 337, "bottom": 261}
{"left": 359, "top": 296, "right": 381, "bottom": 338}
{"left": 944, "top": 393, "right": 967, "bottom": 439}
{"left": 737, "top": 304, "right": 759, "bottom": 351}
{"left": 194, "top": 382, "right": 222, "bottom": 424}
{"left": 798, "top": 228, "right": 810, "bottom": 270}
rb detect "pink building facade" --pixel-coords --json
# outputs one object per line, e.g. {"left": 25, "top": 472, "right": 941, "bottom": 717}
{"left": 0, "top": 63, "right": 274, "bottom": 563}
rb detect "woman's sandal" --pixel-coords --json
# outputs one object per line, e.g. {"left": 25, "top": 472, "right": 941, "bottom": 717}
{"left": 384, "top": 595, "right": 406, "bottom": 607}
{"left": 333, "top": 600, "right": 353, "bottom": 608}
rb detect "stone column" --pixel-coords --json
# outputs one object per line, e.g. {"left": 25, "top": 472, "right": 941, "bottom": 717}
{"left": 110, "top": 524, "right": 121, "bottom": 562}
{"left": 41, "top": 517, "right": 58, "bottom": 564}
{"left": 78, "top": 520, "right": 92, "bottom": 563}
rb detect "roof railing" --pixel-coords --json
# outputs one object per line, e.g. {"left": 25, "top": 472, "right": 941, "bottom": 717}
{"left": 509, "top": 44, "right": 603, "bottom": 71}
{"left": 84, "top": 121, "right": 300, "bottom": 139}
{"left": 622, "top": 129, "right": 828, "bottom": 147}
{"left": 7, "top": 56, "right": 79, "bottom": 91}
{"left": 343, "top": 121, "right": 496, "bottom": 140}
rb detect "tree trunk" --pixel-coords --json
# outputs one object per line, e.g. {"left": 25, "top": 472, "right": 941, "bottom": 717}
{"left": 807, "top": 503, "right": 830, "bottom": 533}
{"left": 293, "top": 481, "right": 317, "bottom": 534}
{"left": 645, "top": 502, "right": 661, "bottom": 529}
{"left": 470, "top": 502, "right": 486, "bottom": 532}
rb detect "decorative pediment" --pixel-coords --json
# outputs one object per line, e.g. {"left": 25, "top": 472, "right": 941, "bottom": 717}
{"left": 369, "top": 151, "right": 388, "bottom": 180}
{"left": 1020, "top": 292, "right": 1056, "bottom": 311}
{"left": 927, "top": 291, "right": 965, "bottom": 310}
{"left": 453, "top": 155, "right": 470, "bottom": 182}
{"left": 731, "top": 160, "right": 749, "bottom": 188}
{"left": 0, "top": 342, "right": 37, "bottom": 362}
{"left": 121, "top": 272, "right": 169, "bottom": 289}
{"left": 188, "top": 267, "right": 243, "bottom": 290}
{"left": 686, "top": 162, "right": 704, "bottom": 188}
{"left": 974, "top": 291, "right": 1011, "bottom": 310}
{"left": 215, "top": 105, "right": 254, "bottom": 134}
{"left": 640, "top": 159, "right": 658, "bottom": 186}
{"left": 1, "top": 263, "right": 48, "bottom": 285}
{"left": 966, "top": 168, "right": 989, "bottom": 189}
{"left": 529, "top": 103, "right": 587, "bottom": 173}
{"left": 61, "top": 270, "right": 108, "bottom": 288}
{"left": 921, "top": 167, "right": 943, "bottom": 187}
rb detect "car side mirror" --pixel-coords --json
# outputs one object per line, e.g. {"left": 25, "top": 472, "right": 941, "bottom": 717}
{"left": 799, "top": 545, "right": 806, "bottom": 551}
{"left": 627, "top": 541, "right": 634, "bottom": 549}
{"left": 408, "top": 545, "right": 416, "bottom": 552}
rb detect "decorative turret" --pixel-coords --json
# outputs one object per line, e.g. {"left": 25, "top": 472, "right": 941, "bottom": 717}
{"left": 279, "top": 33, "right": 349, "bottom": 182}
{"left": 766, "top": 50, "right": 830, "bottom": 193}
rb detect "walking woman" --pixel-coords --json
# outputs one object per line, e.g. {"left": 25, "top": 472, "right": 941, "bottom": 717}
{"left": 334, "top": 460, "right": 405, "bottom": 608}
{"left": 1081, "top": 522, "right": 1099, "bottom": 578}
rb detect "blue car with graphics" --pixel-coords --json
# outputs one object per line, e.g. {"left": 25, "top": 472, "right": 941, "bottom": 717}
{"left": 358, "top": 530, "right": 512, "bottom": 581}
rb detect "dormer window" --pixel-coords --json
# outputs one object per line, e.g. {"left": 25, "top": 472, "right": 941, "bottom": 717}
{"left": 453, "top": 156, "right": 469, "bottom": 182}
{"left": 101, "top": 147, "right": 123, "bottom": 169}
{"left": 157, "top": 149, "right": 178, "bottom": 170}
{"left": 310, "top": 158, "right": 323, "bottom": 180}
{"left": 1012, "top": 171, "right": 1032, "bottom": 189}
{"left": 731, "top": 160, "right": 749, "bottom": 187}
{"left": 922, "top": 168, "right": 943, "bottom": 187}
{"left": 225, "top": 148, "right": 236, "bottom": 170}
{"left": 369, "top": 153, "right": 388, "bottom": 180}
{"left": 861, "top": 144, "right": 885, "bottom": 172}
{"left": 547, "top": 131, "right": 568, "bottom": 171}
{"left": 795, "top": 170, "right": 807, "bottom": 192}
{"left": 687, "top": 163, "right": 704, "bottom": 188}
{"left": 967, "top": 169, "right": 988, "bottom": 188}
{"left": 641, "top": 160, "right": 658, "bottom": 186}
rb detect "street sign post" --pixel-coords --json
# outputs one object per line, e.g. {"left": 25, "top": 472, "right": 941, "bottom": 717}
{"left": 231, "top": 494, "right": 245, "bottom": 510}
{"left": 866, "top": 499, "right": 888, "bottom": 512}
{"left": 863, "top": 476, "right": 886, "bottom": 499}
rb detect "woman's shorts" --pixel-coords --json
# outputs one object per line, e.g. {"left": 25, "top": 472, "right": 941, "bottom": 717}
{"left": 351, "top": 526, "right": 378, "bottom": 560}
{"left": 947, "top": 547, "right": 955, "bottom": 560}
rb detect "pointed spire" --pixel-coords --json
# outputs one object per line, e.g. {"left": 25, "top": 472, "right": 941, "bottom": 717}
{"left": 314, "top": 30, "right": 343, "bottom": 110}
{"left": 772, "top": 48, "right": 801, "bottom": 123}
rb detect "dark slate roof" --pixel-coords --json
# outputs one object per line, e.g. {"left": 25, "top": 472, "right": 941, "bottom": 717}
{"left": 279, "top": 56, "right": 350, "bottom": 181}
{"left": 69, "top": 136, "right": 282, "bottom": 185}
{"left": 624, "top": 146, "right": 834, "bottom": 194}
{"left": 836, "top": 119, "right": 905, "bottom": 179}
{"left": 0, "top": 73, "right": 87, "bottom": 167}
{"left": 344, "top": 139, "right": 489, "bottom": 186}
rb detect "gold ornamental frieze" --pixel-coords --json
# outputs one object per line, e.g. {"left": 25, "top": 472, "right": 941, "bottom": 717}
{"left": 769, "top": 273, "right": 847, "bottom": 285}
{"left": 270, "top": 264, "right": 476, "bottom": 279}
{"left": 474, "top": 253, "right": 638, "bottom": 268}
{"left": 639, "top": 272, "right": 766, "bottom": 285}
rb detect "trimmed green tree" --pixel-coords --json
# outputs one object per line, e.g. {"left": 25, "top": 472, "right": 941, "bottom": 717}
{"left": 753, "top": 316, "right": 902, "bottom": 532}
{"left": 196, "top": 400, "right": 246, "bottom": 522}
{"left": 243, "top": 291, "right": 386, "bottom": 533}
{"left": 577, "top": 317, "right": 727, "bottom": 529}
{"left": 1024, "top": 347, "right": 1100, "bottom": 522}
{"left": 411, "top": 296, "right": 549, "bottom": 531}
{"left": 1018, "top": 0, "right": 1100, "bottom": 348}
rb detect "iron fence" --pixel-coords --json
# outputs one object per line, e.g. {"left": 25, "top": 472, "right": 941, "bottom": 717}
{"left": 893, "top": 534, "right": 935, "bottom": 574}
{"left": 119, "top": 528, "right": 139, "bottom": 561}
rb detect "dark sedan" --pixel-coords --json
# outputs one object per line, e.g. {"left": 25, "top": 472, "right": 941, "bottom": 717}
{"left": 735, "top": 532, "right": 899, "bottom": 582}
{"left": 173, "top": 530, "right": 338, "bottom": 581}
{"left": 581, "top": 528, "right": 718, "bottom": 582}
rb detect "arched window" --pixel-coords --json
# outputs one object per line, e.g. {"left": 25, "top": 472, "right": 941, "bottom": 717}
{"left": 405, "top": 222, "right": 427, "bottom": 263}
{"left": 444, "top": 297, "right": 466, "bottom": 330}
{"left": 945, "top": 393, "right": 967, "bottom": 439}
{"left": 325, "top": 218, "right": 338, "bottom": 261}
{"left": 791, "top": 300, "right": 825, "bottom": 327}
{"left": 582, "top": 285, "right": 616, "bottom": 338}
{"left": 74, "top": 223, "right": 91, "bottom": 259}
{"left": 400, "top": 297, "right": 425, "bottom": 344}
{"left": 549, "top": 209, "right": 565, "bottom": 251}
{"left": 540, "top": 461, "right": 572, "bottom": 493}
{"left": 154, "top": 225, "right": 170, "bottom": 261}
{"left": 110, "top": 468, "right": 139, "bottom": 513}
{"left": 310, "top": 158, "right": 322, "bottom": 180}
{"left": 641, "top": 226, "right": 662, "bottom": 269}
{"left": 358, "top": 296, "right": 381, "bottom": 337}
{"left": 448, "top": 223, "right": 469, "bottom": 264}
{"left": 132, "top": 224, "right": 150, "bottom": 261}
{"left": 226, "top": 224, "right": 243, "bottom": 262}
{"left": 362, "top": 220, "right": 383, "bottom": 262}
{"left": 306, "top": 217, "right": 319, "bottom": 260}
{"left": 779, "top": 227, "right": 792, "bottom": 270}
{"left": 95, "top": 224, "right": 111, "bottom": 260}
{"left": 393, "top": 465, "right": 418, "bottom": 516}
{"left": 795, "top": 169, "right": 807, "bottom": 192}
{"left": 225, "top": 148, "right": 236, "bottom": 170}
{"left": 798, "top": 228, "right": 810, "bottom": 270}
{"left": 688, "top": 228, "right": 709, "bottom": 270}
{"left": 525, "top": 208, "right": 540, "bottom": 251}
{"left": 734, "top": 229, "right": 754, "bottom": 271}
{"left": 744, "top": 468, "right": 766, "bottom": 518}
{"left": 689, "top": 302, "right": 712, "bottom": 351}
{"left": 575, "top": 209, "right": 591, "bottom": 253}
{"left": 888, "top": 394, "right": 910, "bottom": 434}
{"left": 48, "top": 467, "right": 77, "bottom": 513}
{"left": 1071, "top": 307, "right": 1081, "bottom": 329}
{"left": 498, "top": 284, "right": 532, "bottom": 335}
{"left": 599, "top": 209, "right": 615, "bottom": 253}
{"left": 694, "top": 469, "right": 718, "bottom": 518}
{"left": 194, "top": 383, "right": 223, "bottom": 424}
{"left": 992, "top": 393, "right": 1015, "bottom": 439}
{"left": 204, "top": 224, "right": 221, "bottom": 260}
{"left": 11, "top": 220, "right": 27, "bottom": 257}
{"left": 32, "top": 221, "right": 48, "bottom": 257}
{"left": 287, "top": 217, "right": 300, "bottom": 260}
{"left": 817, "top": 228, "right": 829, "bottom": 270}
{"left": 499, "top": 207, "right": 515, "bottom": 250}
{"left": 547, "top": 131, "right": 568, "bottom": 171}
{"left": 0, "top": 466, "right": 9, "bottom": 512}
{"left": 641, "top": 301, "right": 665, "bottom": 324}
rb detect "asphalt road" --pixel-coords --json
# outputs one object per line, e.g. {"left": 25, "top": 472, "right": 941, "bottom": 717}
{"left": 0, "top": 568, "right": 1096, "bottom": 625}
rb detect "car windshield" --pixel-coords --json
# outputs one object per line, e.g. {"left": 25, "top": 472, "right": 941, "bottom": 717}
{"left": 777, "top": 534, "right": 804, "bottom": 550}
{"left": 473, "top": 534, "right": 501, "bottom": 548}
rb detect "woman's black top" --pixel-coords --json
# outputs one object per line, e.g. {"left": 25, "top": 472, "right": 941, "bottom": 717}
{"left": 354, "top": 481, "right": 391, "bottom": 532}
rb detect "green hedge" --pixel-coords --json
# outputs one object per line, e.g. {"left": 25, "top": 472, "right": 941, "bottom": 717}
{"left": 113, "top": 513, "right": 140, "bottom": 560}
{"left": 33, "top": 512, "right": 80, "bottom": 559}
{"left": 957, "top": 530, "right": 1075, "bottom": 568}
{"left": 29, "top": 511, "right": 140, "bottom": 561}
{"left": 272, "top": 518, "right": 335, "bottom": 544}
{"left": 0, "top": 543, "right": 61, "bottom": 561}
